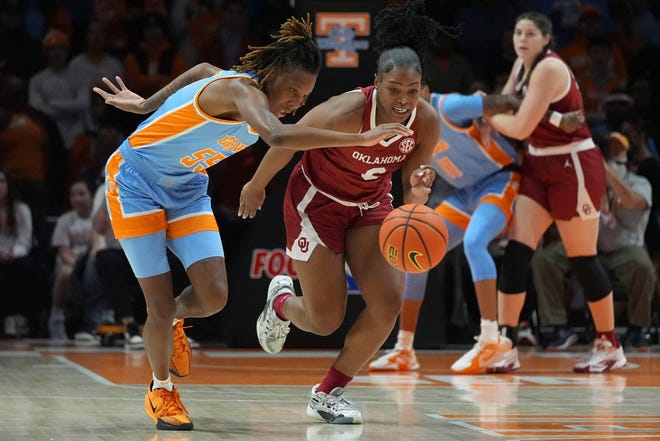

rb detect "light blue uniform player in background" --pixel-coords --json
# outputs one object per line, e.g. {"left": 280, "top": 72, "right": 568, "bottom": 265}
{"left": 370, "top": 85, "right": 583, "bottom": 374}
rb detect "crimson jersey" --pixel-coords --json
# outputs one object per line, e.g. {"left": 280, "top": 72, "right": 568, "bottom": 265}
{"left": 298, "top": 86, "right": 419, "bottom": 202}
{"left": 516, "top": 51, "right": 592, "bottom": 148}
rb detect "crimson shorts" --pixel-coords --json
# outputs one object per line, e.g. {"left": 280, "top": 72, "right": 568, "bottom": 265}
{"left": 283, "top": 164, "right": 394, "bottom": 261}
{"left": 519, "top": 146, "right": 605, "bottom": 220}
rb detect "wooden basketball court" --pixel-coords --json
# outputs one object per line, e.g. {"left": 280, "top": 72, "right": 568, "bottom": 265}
{"left": 2, "top": 339, "right": 659, "bottom": 440}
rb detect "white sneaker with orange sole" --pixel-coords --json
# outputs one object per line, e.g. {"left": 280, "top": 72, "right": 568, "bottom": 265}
{"left": 368, "top": 347, "right": 420, "bottom": 371}
{"left": 485, "top": 337, "right": 521, "bottom": 373}
{"left": 451, "top": 335, "right": 505, "bottom": 374}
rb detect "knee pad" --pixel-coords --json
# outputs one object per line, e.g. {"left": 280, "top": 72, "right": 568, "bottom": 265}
{"left": 569, "top": 255, "right": 611, "bottom": 302}
{"left": 498, "top": 240, "right": 535, "bottom": 294}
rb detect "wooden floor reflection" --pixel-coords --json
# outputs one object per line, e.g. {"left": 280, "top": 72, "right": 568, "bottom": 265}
{"left": 2, "top": 339, "right": 660, "bottom": 440}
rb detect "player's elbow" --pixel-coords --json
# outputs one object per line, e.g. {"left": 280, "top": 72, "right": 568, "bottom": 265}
{"left": 260, "top": 128, "right": 291, "bottom": 150}
{"left": 193, "top": 62, "right": 219, "bottom": 80}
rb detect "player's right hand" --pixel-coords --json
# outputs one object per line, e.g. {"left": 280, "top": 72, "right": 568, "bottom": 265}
{"left": 238, "top": 180, "right": 266, "bottom": 219}
{"left": 360, "top": 123, "right": 413, "bottom": 146}
{"left": 560, "top": 110, "right": 585, "bottom": 133}
{"left": 93, "top": 76, "right": 149, "bottom": 114}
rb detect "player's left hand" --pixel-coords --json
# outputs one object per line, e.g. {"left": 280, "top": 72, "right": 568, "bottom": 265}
{"left": 410, "top": 164, "right": 435, "bottom": 196}
{"left": 238, "top": 180, "right": 266, "bottom": 219}
{"left": 93, "top": 76, "right": 149, "bottom": 114}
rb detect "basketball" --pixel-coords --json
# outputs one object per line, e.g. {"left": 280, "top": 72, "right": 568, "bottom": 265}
{"left": 379, "top": 204, "right": 448, "bottom": 273}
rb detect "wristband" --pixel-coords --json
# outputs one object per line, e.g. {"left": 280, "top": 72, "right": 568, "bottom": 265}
{"left": 549, "top": 111, "right": 562, "bottom": 127}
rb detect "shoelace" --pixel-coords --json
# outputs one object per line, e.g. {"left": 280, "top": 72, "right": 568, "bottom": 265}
{"left": 156, "top": 388, "right": 189, "bottom": 416}
{"left": 173, "top": 324, "right": 192, "bottom": 351}
{"left": 321, "top": 389, "right": 353, "bottom": 412}
{"left": 268, "top": 318, "right": 290, "bottom": 339}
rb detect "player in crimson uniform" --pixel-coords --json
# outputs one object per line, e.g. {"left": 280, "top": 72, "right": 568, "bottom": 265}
{"left": 488, "top": 11, "right": 626, "bottom": 373}
{"left": 242, "top": 0, "right": 442, "bottom": 424}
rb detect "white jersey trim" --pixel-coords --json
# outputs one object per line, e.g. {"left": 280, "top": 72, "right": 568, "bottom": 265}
{"left": 528, "top": 138, "right": 595, "bottom": 156}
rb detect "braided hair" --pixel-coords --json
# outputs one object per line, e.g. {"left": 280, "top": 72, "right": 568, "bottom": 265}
{"left": 373, "top": 0, "right": 443, "bottom": 80}
{"left": 233, "top": 14, "right": 321, "bottom": 87}
{"left": 514, "top": 12, "right": 555, "bottom": 96}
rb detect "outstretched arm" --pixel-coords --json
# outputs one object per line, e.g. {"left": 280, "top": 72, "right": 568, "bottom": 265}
{"left": 238, "top": 92, "right": 365, "bottom": 218}
{"left": 93, "top": 62, "right": 220, "bottom": 114}
{"left": 221, "top": 83, "right": 413, "bottom": 151}
{"left": 238, "top": 148, "right": 296, "bottom": 218}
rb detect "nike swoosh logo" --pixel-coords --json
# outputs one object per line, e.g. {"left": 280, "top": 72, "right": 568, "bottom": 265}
{"left": 148, "top": 394, "right": 157, "bottom": 413}
{"left": 408, "top": 251, "right": 424, "bottom": 271}
{"left": 478, "top": 349, "right": 496, "bottom": 366}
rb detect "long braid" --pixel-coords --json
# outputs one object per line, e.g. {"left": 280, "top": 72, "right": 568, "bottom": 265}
{"left": 233, "top": 14, "right": 321, "bottom": 87}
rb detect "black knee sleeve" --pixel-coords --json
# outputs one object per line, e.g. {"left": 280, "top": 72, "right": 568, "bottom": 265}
{"left": 569, "top": 255, "right": 611, "bottom": 302}
{"left": 498, "top": 240, "right": 535, "bottom": 294}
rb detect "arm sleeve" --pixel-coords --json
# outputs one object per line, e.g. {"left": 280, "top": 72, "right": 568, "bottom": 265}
{"left": 440, "top": 94, "right": 483, "bottom": 126}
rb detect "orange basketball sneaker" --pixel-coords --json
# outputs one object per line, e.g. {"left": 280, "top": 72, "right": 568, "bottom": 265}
{"left": 170, "top": 320, "right": 191, "bottom": 377}
{"left": 451, "top": 335, "right": 507, "bottom": 374}
{"left": 144, "top": 381, "right": 193, "bottom": 430}
{"left": 369, "top": 347, "right": 420, "bottom": 371}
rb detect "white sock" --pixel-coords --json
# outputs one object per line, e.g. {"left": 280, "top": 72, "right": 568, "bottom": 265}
{"left": 152, "top": 373, "right": 173, "bottom": 392}
{"left": 396, "top": 330, "right": 415, "bottom": 350}
{"left": 481, "top": 318, "right": 499, "bottom": 342}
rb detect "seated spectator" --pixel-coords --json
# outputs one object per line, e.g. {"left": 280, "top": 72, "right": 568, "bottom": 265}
{"left": 0, "top": 75, "right": 50, "bottom": 254}
{"left": 90, "top": 183, "right": 144, "bottom": 349}
{"left": 531, "top": 132, "right": 656, "bottom": 349}
{"left": 47, "top": 178, "right": 95, "bottom": 340}
{"left": 625, "top": 118, "right": 660, "bottom": 297}
{"left": 0, "top": 169, "right": 40, "bottom": 337}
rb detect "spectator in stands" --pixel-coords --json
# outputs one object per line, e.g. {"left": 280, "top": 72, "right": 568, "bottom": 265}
{"left": 122, "top": 13, "right": 188, "bottom": 99}
{"left": 90, "top": 184, "right": 144, "bottom": 349}
{"left": 0, "top": 74, "right": 50, "bottom": 254}
{"left": 28, "top": 29, "right": 86, "bottom": 151}
{"left": 0, "top": 169, "right": 39, "bottom": 337}
{"left": 0, "top": 0, "right": 43, "bottom": 80}
{"left": 68, "top": 20, "right": 124, "bottom": 131}
{"left": 424, "top": 33, "right": 474, "bottom": 94}
{"left": 558, "top": 6, "right": 627, "bottom": 96}
{"left": 532, "top": 132, "right": 655, "bottom": 349}
{"left": 580, "top": 36, "right": 628, "bottom": 123}
{"left": 47, "top": 178, "right": 94, "bottom": 340}
{"left": 624, "top": 118, "right": 660, "bottom": 296}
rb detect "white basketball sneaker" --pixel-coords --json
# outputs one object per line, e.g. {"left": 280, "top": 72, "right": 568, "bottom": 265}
{"left": 573, "top": 336, "right": 627, "bottom": 373}
{"left": 256, "top": 275, "right": 294, "bottom": 354}
{"left": 306, "top": 384, "right": 363, "bottom": 424}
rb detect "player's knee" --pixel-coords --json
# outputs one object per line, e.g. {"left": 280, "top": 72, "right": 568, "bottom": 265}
{"left": 498, "top": 240, "right": 535, "bottom": 294}
{"left": 147, "top": 298, "right": 176, "bottom": 323}
{"left": 311, "top": 315, "right": 344, "bottom": 336}
{"left": 197, "top": 278, "right": 228, "bottom": 315}
{"left": 569, "top": 255, "right": 611, "bottom": 302}
{"left": 308, "top": 309, "right": 345, "bottom": 336}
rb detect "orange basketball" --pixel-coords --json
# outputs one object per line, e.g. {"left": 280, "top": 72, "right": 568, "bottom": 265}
{"left": 379, "top": 204, "right": 448, "bottom": 273}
